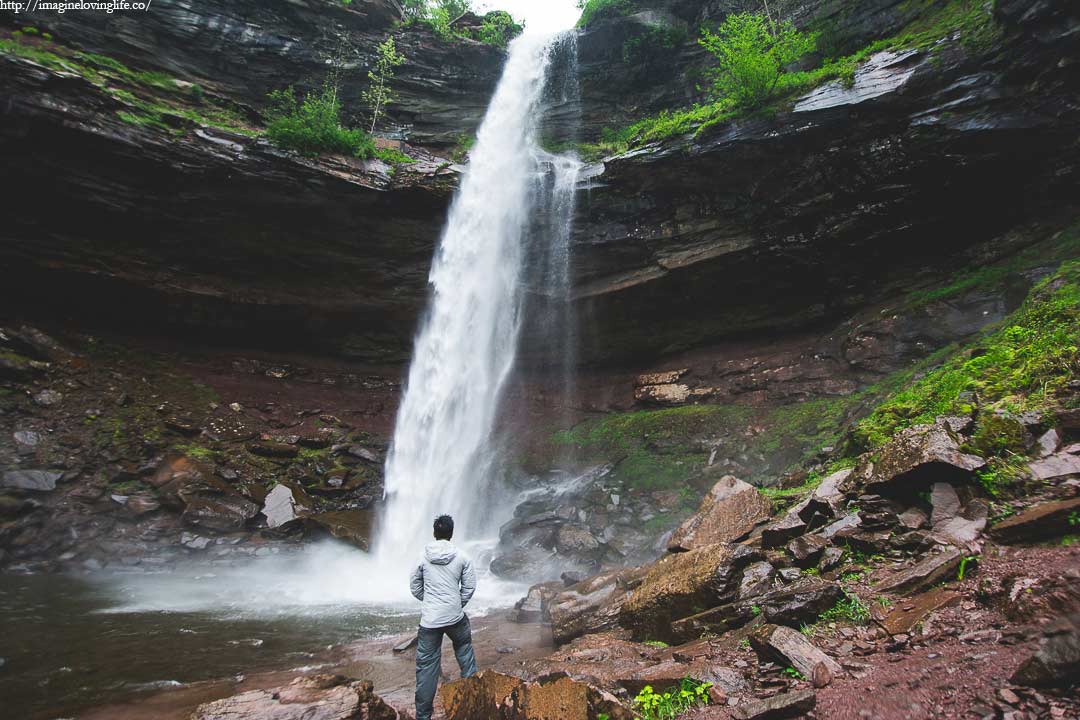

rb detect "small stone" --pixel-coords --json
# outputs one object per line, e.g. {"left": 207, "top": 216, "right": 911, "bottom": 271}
{"left": 495, "top": 646, "right": 519, "bottom": 654}
{"left": 33, "top": 389, "right": 63, "bottom": 406}
{"left": 13, "top": 430, "right": 44, "bottom": 448}
{"left": 998, "top": 688, "right": 1020, "bottom": 705}
{"left": 778, "top": 567, "right": 802, "bottom": 582}
{"left": 229, "top": 402, "right": 243, "bottom": 412}
{"left": 1, "top": 470, "right": 62, "bottom": 492}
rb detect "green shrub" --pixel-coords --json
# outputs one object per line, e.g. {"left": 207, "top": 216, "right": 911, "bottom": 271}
{"left": 700, "top": 12, "right": 817, "bottom": 109}
{"left": 266, "top": 84, "right": 375, "bottom": 158}
{"left": 476, "top": 10, "right": 523, "bottom": 49}
{"left": 633, "top": 678, "right": 712, "bottom": 720}
{"left": 819, "top": 591, "right": 870, "bottom": 624}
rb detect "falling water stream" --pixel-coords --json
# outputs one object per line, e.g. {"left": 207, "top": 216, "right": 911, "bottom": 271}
{"left": 0, "top": 30, "right": 584, "bottom": 719}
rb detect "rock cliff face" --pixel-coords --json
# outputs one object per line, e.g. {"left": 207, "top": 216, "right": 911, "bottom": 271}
{"left": 559, "top": 0, "right": 1080, "bottom": 362}
{"left": 7, "top": 0, "right": 503, "bottom": 147}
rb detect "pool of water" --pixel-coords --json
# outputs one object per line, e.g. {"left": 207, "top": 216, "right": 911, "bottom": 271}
{"left": 0, "top": 541, "right": 525, "bottom": 719}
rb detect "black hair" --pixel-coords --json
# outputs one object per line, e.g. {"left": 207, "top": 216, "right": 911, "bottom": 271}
{"left": 433, "top": 514, "right": 454, "bottom": 540}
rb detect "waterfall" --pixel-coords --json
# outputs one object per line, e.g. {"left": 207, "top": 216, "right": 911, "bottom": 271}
{"left": 372, "top": 31, "right": 579, "bottom": 581}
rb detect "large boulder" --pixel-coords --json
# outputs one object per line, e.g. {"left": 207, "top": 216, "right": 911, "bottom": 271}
{"left": 864, "top": 421, "right": 985, "bottom": 493}
{"left": 192, "top": 674, "right": 410, "bottom": 720}
{"left": 440, "top": 670, "right": 633, "bottom": 720}
{"left": 549, "top": 566, "right": 647, "bottom": 645}
{"left": 620, "top": 544, "right": 753, "bottom": 642}
{"left": 305, "top": 510, "right": 374, "bottom": 550}
{"left": 667, "top": 476, "right": 772, "bottom": 552}
{"left": 262, "top": 482, "right": 314, "bottom": 529}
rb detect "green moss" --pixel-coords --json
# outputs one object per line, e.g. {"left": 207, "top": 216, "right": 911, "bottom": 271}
{"left": 854, "top": 260, "right": 1080, "bottom": 448}
{"left": 576, "top": 0, "right": 638, "bottom": 28}
{"left": 175, "top": 443, "right": 216, "bottom": 461}
{"left": 966, "top": 414, "right": 1029, "bottom": 457}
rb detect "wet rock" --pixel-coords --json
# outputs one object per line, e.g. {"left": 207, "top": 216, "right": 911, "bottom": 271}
{"left": 248, "top": 442, "right": 300, "bottom": 459}
{"left": 990, "top": 497, "right": 1080, "bottom": 544}
{"left": 556, "top": 524, "right": 602, "bottom": 555}
{"left": 440, "top": 669, "right": 633, "bottom": 720}
{"left": 761, "top": 511, "right": 809, "bottom": 549}
{"left": 818, "top": 546, "right": 844, "bottom": 572}
{"left": 932, "top": 499, "right": 988, "bottom": 549}
{"left": 561, "top": 571, "right": 586, "bottom": 586}
{"left": 1036, "top": 429, "right": 1062, "bottom": 458}
{"left": 732, "top": 689, "right": 816, "bottom": 720}
{"left": 512, "top": 581, "right": 561, "bottom": 624}
{"left": 626, "top": 660, "right": 749, "bottom": 698}
{"left": 262, "top": 482, "right": 313, "bottom": 529}
{"left": 668, "top": 475, "right": 772, "bottom": 552}
{"left": 550, "top": 566, "right": 646, "bottom": 645}
{"left": 1, "top": 470, "right": 62, "bottom": 492}
{"left": 739, "top": 561, "right": 777, "bottom": 599}
{"left": 347, "top": 445, "right": 381, "bottom": 463}
{"left": 1028, "top": 452, "right": 1080, "bottom": 482}
{"left": 787, "top": 534, "right": 829, "bottom": 567}
{"left": 751, "top": 624, "right": 843, "bottom": 687}
{"left": 305, "top": 510, "right": 373, "bottom": 550}
{"left": 1011, "top": 613, "right": 1080, "bottom": 688}
{"left": 125, "top": 493, "right": 161, "bottom": 516}
{"left": 181, "top": 532, "right": 212, "bottom": 550}
{"left": 929, "top": 482, "right": 962, "bottom": 526}
{"left": 621, "top": 543, "right": 751, "bottom": 641}
{"left": 866, "top": 421, "right": 985, "bottom": 493}
{"left": 192, "top": 673, "right": 410, "bottom": 720}
{"left": 182, "top": 494, "right": 260, "bottom": 533}
{"left": 777, "top": 568, "right": 803, "bottom": 583}
{"left": 875, "top": 546, "right": 963, "bottom": 595}
{"left": 13, "top": 430, "right": 44, "bottom": 450}
{"left": 898, "top": 507, "right": 929, "bottom": 530}
{"left": 879, "top": 587, "right": 962, "bottom": 636}
{"left": 33, "top": 389, "right": 63, "bottom": 407}
{"left": 817, "top": 512, "right": 861, "bottom": 539}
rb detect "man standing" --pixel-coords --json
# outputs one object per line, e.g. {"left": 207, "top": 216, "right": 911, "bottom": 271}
{"left": 410, "top": 514, "right": 478, "bottom": 720}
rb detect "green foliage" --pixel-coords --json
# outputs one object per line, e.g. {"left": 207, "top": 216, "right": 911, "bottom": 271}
{"left": 451, "top": 132, "right": 476, "bottom": 162}
{"left": 750, "top": 604, "right": 762, "bottom": 617}
{"left": 176, "top": 443, "right": 215, "bottom": 461}
{"left": 576, "top": 0, "right": 636, "bottom": 28}
{"left": 966, "top": 414, "right": 1029, "bottom": 457}
{"left": 783, "top": 666, "right": 805, "bottom": 680}
{"left": 854, "top": 261, "right": 1080, "bottom": 448}
{"left": 361, "top": 36, "right": 406, "bottom": 133}
{"left": 975, "top": 454, "right": 1029, "bottom": 497}
{"left": 633, "top": 678, "right": 713, "bottom": 720}
{"left": 643, "top": 639, "right": 670, "bottom": 649}
{"left": 699, "top": 13, "right": 817, "bottom": 109}
{"left": 819, "top": 591, "right": 871, "bottom": 624}
{"left": 622, "top": 24, "right": 686, "bottom": 65}
{"left": 956, "top": 555, "right": 977, "bottom": 581}
{"left": 266, "top": 84, "right": 375, "bottom": 158}
{"left": 476, "top": 10, "right": 524, "bottom": 49}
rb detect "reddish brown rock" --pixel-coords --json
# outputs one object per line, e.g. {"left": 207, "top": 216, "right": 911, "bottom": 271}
{"left": 732, "top": 689, "right": 816, "bottom": 719}
{"left": 192, "top": 674, "right": 410, "bottom": 720}
{"left": 304, "top": 510, "right": 374, "bottom": 550}
{"left": 440, "top": 670, "right": 633, "bottom": 720}
{"left": 751, "top": 624, "right": 843, "bottom": 687}
{"left": 875, "top": 546, "right": 963, "bottom": 595}
{"left": 878, "top": 587, "right": 962, "bottom": 636}
{"left": 549, "top": 566, "right": 647, "bottom": 645}
{"left": 990, "top": 497, "right": 1080, "bottom": 544}
{"left": 668, "top": 476, "right": 772, "bottom": 552}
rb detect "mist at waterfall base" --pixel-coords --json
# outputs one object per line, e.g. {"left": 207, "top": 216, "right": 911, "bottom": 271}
{"left": 91, "top": 33, "right": 581, "bottom": 618}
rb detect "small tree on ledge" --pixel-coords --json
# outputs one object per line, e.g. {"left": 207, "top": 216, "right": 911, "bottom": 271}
{"left": 361, "top": 35, "right": 406, "bottom": 134}
{"left": 699, "top": 12, "right": 816, "bottom": 109}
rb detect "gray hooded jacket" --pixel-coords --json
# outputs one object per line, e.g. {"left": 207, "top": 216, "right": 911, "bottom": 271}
{"left": 410, "top": 540, "right": 477, "bottom": 629}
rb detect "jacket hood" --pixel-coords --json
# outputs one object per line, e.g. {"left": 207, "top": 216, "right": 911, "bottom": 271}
{"left": 424, "top": 540, "right": 457, "bottom": 565}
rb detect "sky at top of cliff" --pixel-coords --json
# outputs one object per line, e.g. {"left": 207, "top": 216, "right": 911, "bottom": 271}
{"left": 478, "top": 0, "right": 581, "bottom": 33}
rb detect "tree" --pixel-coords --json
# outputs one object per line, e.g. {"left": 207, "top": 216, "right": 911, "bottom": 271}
{"left": 361, "top": 36, "right": 406, "bottom": 133}
{"left": 699, "top": 12, "right": 816, "bottom": 109}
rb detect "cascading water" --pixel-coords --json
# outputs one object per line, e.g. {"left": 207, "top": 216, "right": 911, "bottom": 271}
{"left": 373, "top": 32, "right": 580, "bottom": 582}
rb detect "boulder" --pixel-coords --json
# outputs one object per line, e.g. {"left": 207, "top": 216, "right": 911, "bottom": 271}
{"left": 192, "top": 674, "right": 410, "bottom": 720}
{"left": 248, "top": 442, "right": 300, "bottom": 459}
{"left": 818, "top": 546, "right": 844, "bottom": 572}
{"left": 440, "top": 670, "right": 633, "bottom": 720}
{"left": 262, "top": 482, "right": 314, "bottom": 529}
{"left": 182, "top": 494, "right": 260, "bottom": 532}
{"left": 1010, "top": 613, "right": 1080, "bottom": 688}
{"left": 732, "top": 689, "right": 816, "bottom": 720}
{"left": 866, "top": 421, "right": 985, "bottom": 493}
{"left": 550, "top": 567, "right": 646, "bottom": 645}
{"left": 751, "top": 624, "right": 843, "bottom": 687}
{"left": 990, "top": 497, "right": 1080, "bottom": 544}
{"left": 305, "top": 510, "right": 373, "bottom": 550}
{"left": 739, "top": 561, "right": 777, "bottom": 599}
{"left": 1, "top": 470, "right": 62, "bottom": 492}
{"left": 897, "top": 507, "right": 929, "bottom": 530}
{"left": 1035, "top": 429, "right": 1061, "bottom": 458}
{"left": 929, "top": 482, "right": 962, "bottom": 526}
{"left": 787, "top": 534, "right": 828, "bottom": 566}
{"left": 624, "top": 660, "right": 749, "bottom": 697}
{"left": 1028, "top": 452, "right": 1080, "bottom": 482}
{"left": 620, "top": 543, "right": 751, "bottom": 642}
{"left": 512, "top": 581, "right": 562, "bottom": 624}
{"left": 667, "top": 476, "right": 772, "bottom": 552}
{"left": 760, "top": 511, "right": 809, "bottom": 549}
{"left": 932, "top": 499, "right": 988, "bottom": 549}
{"left": 555, "top": 524, "right": 602, "bottom": 555}
{"left": 875, "top": 546, "right": 963, "bottom": 595}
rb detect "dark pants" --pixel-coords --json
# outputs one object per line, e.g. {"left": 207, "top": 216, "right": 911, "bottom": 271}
{"left": 415, "top": 614, "right": 478, "bottom": 720}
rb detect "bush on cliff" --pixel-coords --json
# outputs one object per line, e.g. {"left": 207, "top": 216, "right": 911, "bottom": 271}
{"left": 700, "top": 12, "right": 817, "bottom": 109}
{"left": 265, "top": 84, "right": 375, "bottom": 158}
